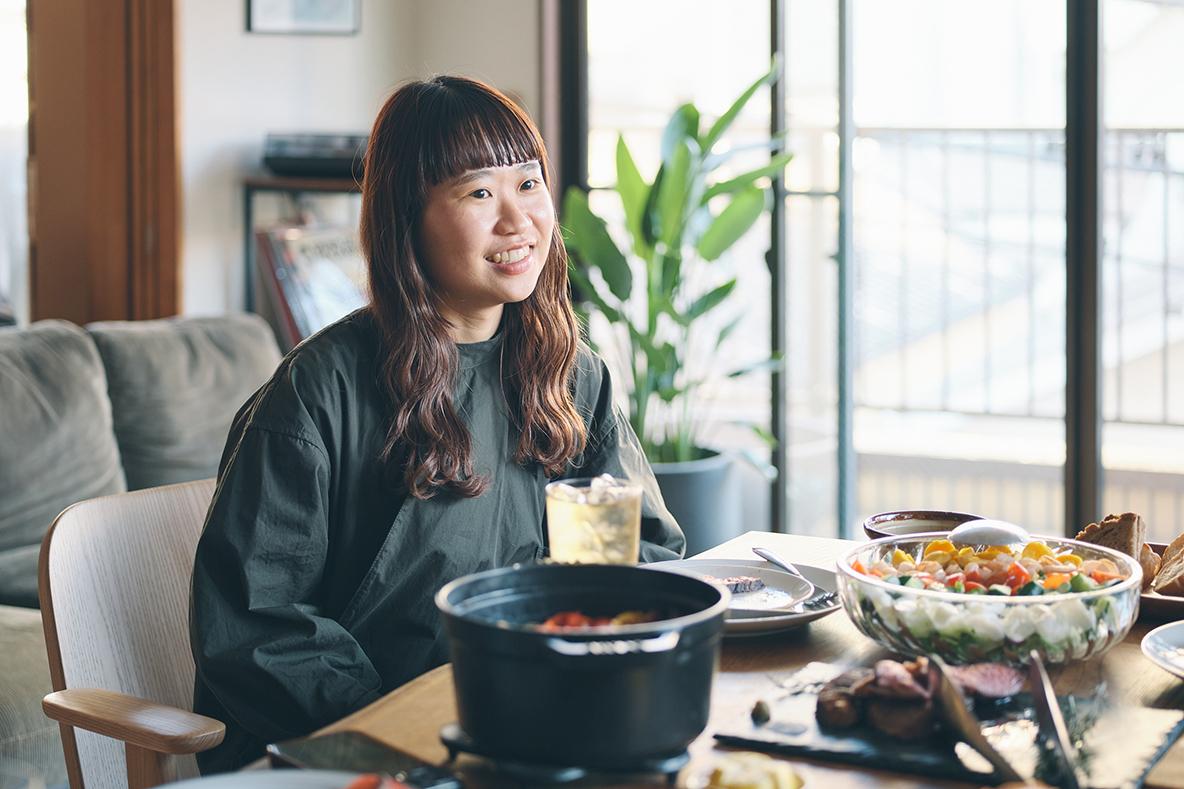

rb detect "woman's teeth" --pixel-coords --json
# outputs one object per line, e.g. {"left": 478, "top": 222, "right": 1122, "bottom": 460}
{"left": 489, "top": 247, "right": 530, "bottom": 264}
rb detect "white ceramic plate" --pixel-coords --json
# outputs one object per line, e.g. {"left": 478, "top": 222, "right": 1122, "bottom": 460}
{"left": 647, "top": 558, "right": 839, "bottom": 637}
{"left": 1142, "top": 620, "right": 1184, "bottom": 681}
{"left": 169, "top": 770, "right": 361, "bottom": 788}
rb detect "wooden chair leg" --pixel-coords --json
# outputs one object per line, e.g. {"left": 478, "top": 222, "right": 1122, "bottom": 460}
{"left": 124, "top": 742, "right": 166, "bottom": 789}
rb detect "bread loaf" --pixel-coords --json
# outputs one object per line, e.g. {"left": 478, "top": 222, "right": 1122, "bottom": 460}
{"left": 1139, "top": 543, "right": 1162, "bottom": 591}
{"left": 1075, "top": 512, "right": 1146, "bottom": 561}
{"left": 1153, "top": 542, "right": 1184, "bottom": 597}
{"left": 1162, "top": 532, "right": 1184, "bottom": 566}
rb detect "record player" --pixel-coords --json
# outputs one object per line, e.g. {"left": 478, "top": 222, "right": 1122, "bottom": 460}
{"left": 262, "top": 133, "right": 367, "bottom": 179}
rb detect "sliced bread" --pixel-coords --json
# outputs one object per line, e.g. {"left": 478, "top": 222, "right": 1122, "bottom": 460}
{"left": 1153, "top": 545, "right": 1184, "bottom": 597}
{"left": 1139, "top": 543, "right": 1162, "bottom": 590}
{"left": 1162, "top": 532, "right": 1184, "bottom": 567}
{"left": 1074, "top": 512, "right": 1146, "bottom": 562}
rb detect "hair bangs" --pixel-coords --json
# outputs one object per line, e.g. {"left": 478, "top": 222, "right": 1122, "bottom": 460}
{"left": 418, "top": 81, "right": 543, "bottom": 187}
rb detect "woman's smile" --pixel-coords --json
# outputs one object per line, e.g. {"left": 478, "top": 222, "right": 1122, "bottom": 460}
{"left": 486, "top": 243, "right": 536, "bottom": 274}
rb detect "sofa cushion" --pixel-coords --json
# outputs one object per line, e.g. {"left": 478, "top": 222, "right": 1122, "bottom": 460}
{"left": 0, "top": 545, "right": 42, "bottom": 609}
{"left": 86, "top": 313, "right": 282, "bottom": 490}
{"left": 0, "top": 321, "right": 126, "bottom": 607}
{"left": 0, "top": 604, "right": 67, "bottom": 787}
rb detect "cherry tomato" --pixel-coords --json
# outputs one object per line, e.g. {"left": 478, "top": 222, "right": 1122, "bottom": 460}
{"left": 1005, "top": 562, "right": 1031, "bottom": 589}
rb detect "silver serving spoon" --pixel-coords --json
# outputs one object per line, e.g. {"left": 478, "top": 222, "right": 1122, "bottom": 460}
{"left": 948, "top": 518, "right": 1030, "bottom": 546}
{"left": 752, "top": 546, "right": 818, "bottom": 601}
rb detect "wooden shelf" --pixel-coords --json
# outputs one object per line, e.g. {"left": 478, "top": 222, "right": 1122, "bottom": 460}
{"left": 243, "top": 173, "right": 361, "bottom": 193}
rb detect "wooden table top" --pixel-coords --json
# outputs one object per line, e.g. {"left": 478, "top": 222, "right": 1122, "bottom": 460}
{"left": 320, "top": 531, "right": 1184, "bottom": 788}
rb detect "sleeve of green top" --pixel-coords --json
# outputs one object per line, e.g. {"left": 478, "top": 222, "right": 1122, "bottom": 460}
{"left": 580, "top": 359, "right": 687, "bottom": 563}
{"left": 190, "top": 424, "right": 383, "bottom": 742}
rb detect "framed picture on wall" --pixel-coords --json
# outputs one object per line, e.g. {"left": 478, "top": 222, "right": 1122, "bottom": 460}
{"left": 247, "top": 0, "right": 361, "bottom": 35}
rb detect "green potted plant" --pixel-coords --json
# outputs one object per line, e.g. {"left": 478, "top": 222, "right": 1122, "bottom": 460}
{"left": 562, "top": 66, "right": 789, "bottom": 554}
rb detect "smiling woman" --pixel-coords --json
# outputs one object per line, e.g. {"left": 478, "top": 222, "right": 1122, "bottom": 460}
{"left": 418, "top": 159, "right": 552, "bottom": 341}
{"left": 188, "top": 75, "right": 685, "bottom": 775}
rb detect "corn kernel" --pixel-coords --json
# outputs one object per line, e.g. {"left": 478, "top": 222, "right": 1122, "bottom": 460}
{"left": 924, "top": 539, "right": 956, "bottom": 556}
{"left": 1022, "top": 542, "right": 1054, "bottom": 560}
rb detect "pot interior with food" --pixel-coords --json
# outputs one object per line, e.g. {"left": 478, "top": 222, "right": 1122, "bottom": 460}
{"left": 435, "top": 563, "right": 728, "bottom": 768}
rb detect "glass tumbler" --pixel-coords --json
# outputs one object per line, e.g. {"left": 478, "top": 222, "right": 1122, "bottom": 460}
{"left": 545, "top": 474, "right": 642, "bottom": 564}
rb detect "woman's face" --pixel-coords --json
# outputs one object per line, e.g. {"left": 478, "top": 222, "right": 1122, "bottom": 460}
{"left": 418, "top": 160, "right": 554, "bottom": 339}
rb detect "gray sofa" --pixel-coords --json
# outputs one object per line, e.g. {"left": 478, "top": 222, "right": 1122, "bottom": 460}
{"left": 0, "top": 314, "right": 281, "bottom": 787}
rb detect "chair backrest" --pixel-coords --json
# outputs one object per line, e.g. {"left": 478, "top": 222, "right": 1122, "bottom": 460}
{"left": 39, "top": 479, "right": 216, "bottom": 789}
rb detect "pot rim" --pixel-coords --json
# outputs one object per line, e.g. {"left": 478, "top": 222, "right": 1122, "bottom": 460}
{"left": 649, "top": 449, "right": 731, "bottom": 474}
{"left": 435, "top": 562, "right": 729, "bottom": 637}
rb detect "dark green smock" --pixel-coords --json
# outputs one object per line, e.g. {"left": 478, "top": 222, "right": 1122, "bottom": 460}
{"left": 189, "top": 309, "right": 684, "bottom": 773}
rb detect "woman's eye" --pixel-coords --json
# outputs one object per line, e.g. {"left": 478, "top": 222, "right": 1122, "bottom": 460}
{"left": 520, "top": 179, "right": 538, "bottom": 191}
{"left": 470, "top": 188, "right": 492, "bottom": 199}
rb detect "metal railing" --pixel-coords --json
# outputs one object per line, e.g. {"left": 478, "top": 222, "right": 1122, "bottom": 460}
{"left": 851, "top": 126, "right": 1184, "bottom": 427}
{"left": 859, "top": 451, "right": 1184, "bottom": 542}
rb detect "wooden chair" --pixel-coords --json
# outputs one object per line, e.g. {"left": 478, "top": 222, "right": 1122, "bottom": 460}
{"left": 38, "top": 479, "right": 225, "bottom": 788}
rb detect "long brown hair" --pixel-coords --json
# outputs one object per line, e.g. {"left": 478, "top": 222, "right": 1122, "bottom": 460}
{"left": 360, "top": 76, "right": 586, "bottom": 499}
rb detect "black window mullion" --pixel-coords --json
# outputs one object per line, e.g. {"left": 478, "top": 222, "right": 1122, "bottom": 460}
{"left": 1065, "top": 0, "right": 1103, "bottom": 535}
{"left": 770, "top": 0, "right": 788, "bottom": 532}
{"left": 557, "top": 0, "right": 587, "bottom": 198}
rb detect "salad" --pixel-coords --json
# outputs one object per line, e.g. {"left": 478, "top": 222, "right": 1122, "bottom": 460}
{"left": 851, "top": 538, "right": 1128, "bottom": 597}
{"left": 837, "top": 534, "right": 1142, "bottom": 665}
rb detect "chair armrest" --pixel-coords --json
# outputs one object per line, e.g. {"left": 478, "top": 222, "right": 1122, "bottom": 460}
{"left": 43, "top": 688, "right": 225, "bottom": 755}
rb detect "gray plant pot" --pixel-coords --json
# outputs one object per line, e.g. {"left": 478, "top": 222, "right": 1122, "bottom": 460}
{"left": 651, "top": 451, "right": 741, "bottom": 558}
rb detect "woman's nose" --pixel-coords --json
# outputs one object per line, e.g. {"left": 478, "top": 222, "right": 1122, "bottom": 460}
{"left": 494, "top": 198, "right": 532, "bottom": 235}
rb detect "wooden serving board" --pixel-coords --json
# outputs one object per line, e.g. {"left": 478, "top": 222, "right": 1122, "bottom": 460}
{"left": 716, "top": 683, "right": 1184, "bottom": 787}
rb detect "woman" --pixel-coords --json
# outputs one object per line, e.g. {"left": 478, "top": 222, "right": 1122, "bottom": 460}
{"left": 189, "top": 75, "right": 685, "bottom": 773}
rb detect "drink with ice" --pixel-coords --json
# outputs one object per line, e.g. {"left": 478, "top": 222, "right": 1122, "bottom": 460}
{"left": 545, "top": 475, "right": 642, "bottom": 564}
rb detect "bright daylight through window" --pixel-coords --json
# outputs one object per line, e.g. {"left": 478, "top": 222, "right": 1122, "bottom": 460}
{"left": 0, "top": 0, "right": 26, "bottom": 326}
{"left": 587, "top": 0, "right": 1184, "bottom": 539}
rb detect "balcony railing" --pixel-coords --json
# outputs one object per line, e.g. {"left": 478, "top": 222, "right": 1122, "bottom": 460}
{"left": 852, "top": 126, "right": 1183, "bottom": 427}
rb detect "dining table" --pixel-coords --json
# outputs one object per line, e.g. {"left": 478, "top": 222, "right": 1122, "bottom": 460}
{"left": 317, "top": 531, "right": 1184, "bottom": 788}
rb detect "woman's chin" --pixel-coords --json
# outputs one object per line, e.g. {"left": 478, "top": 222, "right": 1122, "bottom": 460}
{"left": 498, "top": 281, "right": 541, "bottom": 305}
{"left": 491, "top": 269, "right": 543, "bottom": 304}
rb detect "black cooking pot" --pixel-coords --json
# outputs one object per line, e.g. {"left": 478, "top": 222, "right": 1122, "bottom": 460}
{"left": 435, "top": 563, "right": 727, "bottom": 768}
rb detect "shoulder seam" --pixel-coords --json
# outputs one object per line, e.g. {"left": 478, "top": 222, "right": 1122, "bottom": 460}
{"left": 245, "top": 424, "right": 331, "bottom": 461}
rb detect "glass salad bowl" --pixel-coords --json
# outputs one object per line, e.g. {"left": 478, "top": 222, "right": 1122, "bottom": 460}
{"left": 837, "top": 532, "right": 1142, "bottom": 665}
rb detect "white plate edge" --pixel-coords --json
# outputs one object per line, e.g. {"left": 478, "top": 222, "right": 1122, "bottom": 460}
{"left": 1142, "top": 620, "right": 1184, "bottom": 680}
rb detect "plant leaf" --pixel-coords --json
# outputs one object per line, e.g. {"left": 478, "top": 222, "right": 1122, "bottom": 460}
{"left": 701, "top": 58, "right": 780, "bottom": 153}
{"left": 703, "top": 151, "right": 794, "bottom": 201}
{"left": 657, "top": 140, "right": 692, "bottom": 247}
{"left": 749, "top": 425, "right": 778, "bottom": 449}
{"left": 660, "top": 250, "right": 682, "bottom": 299}
{"left": 661, "top": 103, "right": 699, "bottom": 164}
{"left": 641, "top": 165, "right": 664, "bottom": 248}
{"left": 716, "top": 313, "right": 743, "bottom": 349}
{"left": 726, "top": 354, "right": 784, "bottom": 378}
{"left": 703, "top": 135, "right": 788, "bottom": 171}
{"left": 686, "top": 279, "right": 737, "bottom": 321}
{"left": 567, "top": 261, "right": 623, "bottom": 324}
{"left": 563, "top": 187, "right": 632, "bottom": 301}
{"left": 615, "top": 135, "right": 652, "bottom": 259}
{"left": 651, "top": 342, "right": 679, "bottom": 395}
{"left": 696, "top": 186, "right": 766, "bottom": 261}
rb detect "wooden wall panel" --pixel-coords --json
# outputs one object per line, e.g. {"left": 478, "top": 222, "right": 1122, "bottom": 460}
{"left": 129, "top": 0, "right": 179, "bottom": 319}
{"left": 28, "top": 0, "right": 178, "bottom": 323}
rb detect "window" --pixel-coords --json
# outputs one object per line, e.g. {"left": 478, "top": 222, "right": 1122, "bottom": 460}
{"left": 580, "top": 0, "right": 1184, "bottom": 537}
{"left": 585, "top": 0, "right": 775, "bottom": 469}
{"left": 0, "top": 0, "right": 27, "bottom": 325}
{"left": 1101, "top": 0, "right": 1184, "bottom": 541}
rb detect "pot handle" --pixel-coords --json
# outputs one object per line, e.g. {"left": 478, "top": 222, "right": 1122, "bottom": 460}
{"left": 543, "top": 630, "right": 681, "bottom": 657}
